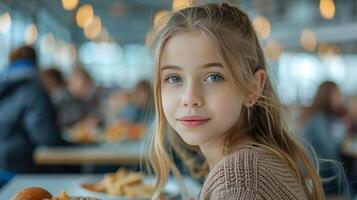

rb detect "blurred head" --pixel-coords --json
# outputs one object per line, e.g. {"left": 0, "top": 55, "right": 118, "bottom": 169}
{"left": 311, "top": 81, "right": 341, "bottom": 115}
{"left": 131, "top": 80, "right": 152, "bottom": 107}
{"left": 67, "top": 66, "right": 93, "bottom": 98}
{"left": 9, "top": 45, "right": 37, "bottom": 66}
{"left": 147, "top": 2, "right": 324, "bottom": 199}
{"left": 40, "top": 68, "right": 65, "bottom": 93}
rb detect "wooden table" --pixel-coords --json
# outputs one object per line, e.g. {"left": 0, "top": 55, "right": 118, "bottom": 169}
{"left": 0, "top": 174, "right": 201, "bottom": 200}
{"left": 34, "top": 141, "right": 146, "bottom": 165}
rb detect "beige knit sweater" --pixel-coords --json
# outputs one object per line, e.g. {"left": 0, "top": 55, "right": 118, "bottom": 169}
{"left": 199, "top": 146, "right": 308, "bottom": 200}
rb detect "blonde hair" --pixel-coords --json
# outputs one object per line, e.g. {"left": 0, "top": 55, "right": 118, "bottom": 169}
{"left": 146, "top": 2, "right": 325, "bottom": 200}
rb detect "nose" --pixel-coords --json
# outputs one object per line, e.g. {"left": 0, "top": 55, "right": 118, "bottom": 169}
{"left": 181, "top": 83, "right": 204, "bottom": 108}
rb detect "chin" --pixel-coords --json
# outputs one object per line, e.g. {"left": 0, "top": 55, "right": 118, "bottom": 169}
{"left": 179, "top": 132, "right": 212, "bottom": 146}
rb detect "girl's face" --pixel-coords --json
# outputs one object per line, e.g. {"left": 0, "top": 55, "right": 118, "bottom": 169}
{"left": 160, "top": 31, "right": 244, "bottom": 146}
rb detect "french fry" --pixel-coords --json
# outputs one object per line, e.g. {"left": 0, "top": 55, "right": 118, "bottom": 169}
{"left": 115, "top": 172, "right": 143, "bottom": 187}
{"left": 115, "top": 168, "right": 129, "bottom": 179}
{"left": 123, "top": 185, "right": 151, "bottom": 198}
{"left": 51, "top": 191, "right": 70, "bottom": 200}
{"left": 103, "top": 173, "right": 116, "bottom": 188}
{"left": 82, "top": 168, "right": 155, "bottom": 198}
{"left": 81, "top": 183, "right": 106, "bottom": 193}
{"left": 107, "top": 182, "right": 123, "bottom": 196}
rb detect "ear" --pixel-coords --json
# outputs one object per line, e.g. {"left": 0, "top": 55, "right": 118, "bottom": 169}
{"left": 244, "top": 69, "right": 266, "bottom": 107}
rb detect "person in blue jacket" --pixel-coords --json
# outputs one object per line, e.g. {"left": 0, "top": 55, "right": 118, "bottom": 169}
{"left": 301, "top": 81, "right": 349, "bottom": 195}
{"left": 0, "top": 46, "right": 65, "bottom": 173}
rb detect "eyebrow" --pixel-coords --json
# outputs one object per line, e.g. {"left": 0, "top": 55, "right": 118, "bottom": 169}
{"left": 161, "top": 62, "right": 223, "bottom": 71}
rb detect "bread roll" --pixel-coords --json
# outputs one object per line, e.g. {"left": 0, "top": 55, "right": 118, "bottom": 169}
{"left": 12, "top": 187, "right": 53, "bottom": 200}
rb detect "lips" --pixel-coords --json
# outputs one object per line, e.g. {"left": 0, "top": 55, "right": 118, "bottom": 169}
{"left": 179, "top": 115, "right": 210, "bottom": 121}
{"left": 178, "top": 115, "right": 210, "bottom": 128}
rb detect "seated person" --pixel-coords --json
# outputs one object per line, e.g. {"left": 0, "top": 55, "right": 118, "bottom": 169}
{"left": 300, "top": 81, "right": 348, "bottom": 194}
{"left": 40, "top": 68, "right": 83, "bottom": 127}
{"left": 67, "top": 66, "right": 105, "bottom": 128}
{"left": 0, "top": 46, "right": 66, "bottom": 173}
{"left": 117, "top": 80, "right": 154, "bottom": 125}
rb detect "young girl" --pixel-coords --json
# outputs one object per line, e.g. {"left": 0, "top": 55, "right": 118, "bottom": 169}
{"left": 146, "top": 2, "right": 325, "bottom": 200}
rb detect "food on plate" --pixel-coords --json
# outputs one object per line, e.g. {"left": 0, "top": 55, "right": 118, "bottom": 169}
{"left": 12, "top": 187, "right": 98, "bottom": 200}
{"left": 49, "top": 191, "right": 98, "bottom": 200}
{"left": 81, "top": 168, "right": 155, "bottom": 198}
{"left": 50, "top": 191, "right": 70, "bottom": 200}
{"left": 127, "top": 123, "right": 145, "bottom": 140}
{"left": 67, "top": 125, "right": 98, "bottom": 144}
{"left": 104, "top": 122, "right": 146, "bottom": 142}
{"left": 104, "top": 122, "right": 128, "bottom": 142}
{"left": 12, "top": 187, "right": 53, "bottom": 200}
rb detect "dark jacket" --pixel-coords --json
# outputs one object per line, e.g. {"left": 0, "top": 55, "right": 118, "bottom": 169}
{"left": 301, "top": 112, "right": 346, "bottom": 161}
{"left": 0, "top": 63, "right": 65, "bottom": 173}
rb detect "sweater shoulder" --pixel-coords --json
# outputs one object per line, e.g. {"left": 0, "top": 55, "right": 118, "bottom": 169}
{"left": 199, "top": 146, "right": 308, "bottom": 200}
{"left": 199, "top": 147, "right": 262, "bottom": 199}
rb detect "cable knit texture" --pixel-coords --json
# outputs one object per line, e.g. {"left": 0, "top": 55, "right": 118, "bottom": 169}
{"left": 199, "top": 146, "right": 308, "bottom": 200}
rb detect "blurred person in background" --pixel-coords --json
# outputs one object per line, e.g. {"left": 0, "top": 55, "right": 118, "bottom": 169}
{"left": 301, "top": 81, "right": 349, "bottom": 195}
{"left": 0, "top": 46, "right": 65, "bottom": 173}
{"left": 67, "top": 66, "right": 104, "bottom": 128}
{"left": 116, "top": 80, "right": 154, "bottom": 125}
{"left": 40, "top": 68, "right": 83, "bottom": 127}
{"left": 100, "top": 80, "right": 154, "bottom": 142}
{"left": 106, "top": 89, "right": 129, "bottom": 121}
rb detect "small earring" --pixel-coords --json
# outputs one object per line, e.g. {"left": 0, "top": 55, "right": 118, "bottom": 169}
{"left": 245, "top": 94, "right": 257, "bottom": 107}
{"left": 248, "top": 99, "right": 255, "bottom": 106}
{"left": 245, "top": 97, "right": 255, "bottom": 107}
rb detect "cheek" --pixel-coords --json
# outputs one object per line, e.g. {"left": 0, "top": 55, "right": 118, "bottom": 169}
{"left": 208, "top": 89, "right": 243, "bottom": 123}
{"left": 161, "top": 88, "right": 178, "bottom": 121}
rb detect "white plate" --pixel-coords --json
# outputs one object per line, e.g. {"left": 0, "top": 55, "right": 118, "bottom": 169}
{"left": 76, "top": 176, "right": 200, "bottom": 200}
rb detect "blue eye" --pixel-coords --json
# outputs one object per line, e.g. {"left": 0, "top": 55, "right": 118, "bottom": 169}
{"left": 165, "top": 75, "right": 183, "bottom": 84}
{"left": 205, "top": 73, "right": 224, "bottom": 82}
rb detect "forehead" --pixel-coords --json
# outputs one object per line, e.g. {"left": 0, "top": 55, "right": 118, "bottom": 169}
{"left": 160, "top": 31, "right": 221, "bottom": 68}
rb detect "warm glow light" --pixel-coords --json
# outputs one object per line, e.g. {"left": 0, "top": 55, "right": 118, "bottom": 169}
{"left": 320, "top": 0, "right": 335, "bottom": 20}
{"left": 62, "top": 0, "right": 79, "bottom": 11}
{"left": 154, "top": 10, "right": 170, "bottom": 28}
{"left": 172, "top": 0, "right": 192, "bottom": 11}
{"left": 24, "top": 23, "right": 38, "bottom": 45}
{"left": 76, "top": 4, "right": 94, "bottom": 28}
{"left": 84, "top": 16, "right": 102, "bottom": 40}
{"left": 252, "top": 16, "right": 271, "bottom": 39}
{"left": 40, "top": 33, "right": 55, "bottom": 54}
{"left": 300, "top": 28, "right": 317, "bottom": 52}
{"left": 317, "top": 43, "right": 329, "bottom": 56}
{"left": 94, "top": 27, "right": 111, "bottom": 42}
{"left": 318, "top": 43, "right": 341, "bottom": 56}
{"left": 264, "top": 39, "right": 283, "bottom": 60}
{"left": 0, "top": 13, "right": 11, "bottom": 33}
